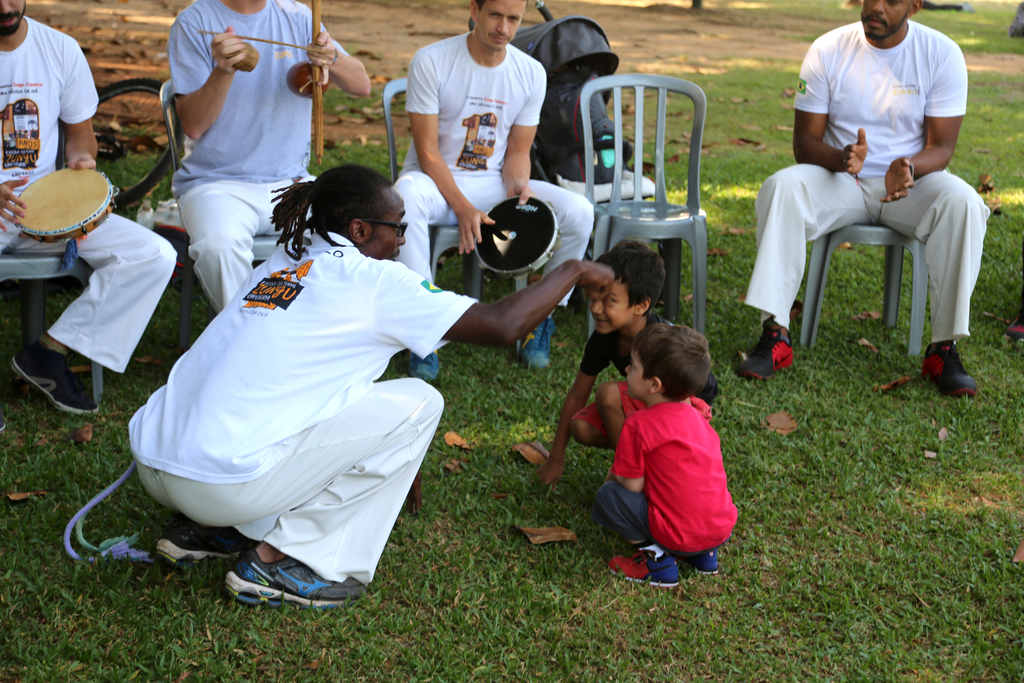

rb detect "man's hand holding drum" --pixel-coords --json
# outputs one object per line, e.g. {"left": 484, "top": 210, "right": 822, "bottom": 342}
{"left": 0, "top": 178, "right": 28, "bottom": 226}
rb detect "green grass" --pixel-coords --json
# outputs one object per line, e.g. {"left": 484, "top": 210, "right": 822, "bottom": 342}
{"left": 3, "top": 1, "right": 1024, "bottom": 678}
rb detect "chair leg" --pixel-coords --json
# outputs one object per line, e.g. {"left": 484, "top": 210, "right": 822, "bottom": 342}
{"left": 661, "top": 238, "right": 682, "bottom": 323}
{"left": 462, "top": 254, "right": 483, "bottom": 300}
{"left": 179, "top": 256, "right": 195, "bottom": 351}
{"left": 91, "top": 362, "right": 103, "bottom": 405}
{"left": 882, "top": 245, "right": 904, "bottom": 329}
{"left": 907, "top": 243, "right": 929, "bottom": 356}
{"left": 20, "top": 280, "right": 47, "bottom": 347}
{"left": 800, "top": 236, "right": 831, "bottom": 348}
{"left": 690, "top": 218, "right": 708, "bottom": 334}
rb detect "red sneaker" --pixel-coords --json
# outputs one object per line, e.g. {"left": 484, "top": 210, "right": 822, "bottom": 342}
{"left": 738, "top": 322, "right": 793, "bottom": 380}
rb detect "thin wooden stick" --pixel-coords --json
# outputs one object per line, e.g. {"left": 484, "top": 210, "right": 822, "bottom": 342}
{"left": 311, "top": 0, "right": 324, "bottom": 164}
{"left": 197, "top": 29, "right": 308, "bottom": 51}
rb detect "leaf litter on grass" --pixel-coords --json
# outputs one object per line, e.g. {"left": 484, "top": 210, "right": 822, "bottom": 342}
{"left": 516, "top": 526, "right": 578, "bottom": 545}
{"left": 512, "top": 441, "right": 549, "bottom": 465}
{"left": 763, "top": 411, "right": 797, "bottom": 435}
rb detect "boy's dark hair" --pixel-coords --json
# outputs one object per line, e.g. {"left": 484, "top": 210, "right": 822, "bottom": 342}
{"left": 271, "top": 164, "right": 395, "bottom": 259}
{"left": 632, "top": 323, "right": 710, "bottom": 401}
{"left": 595, "top": 241, "right": 665, "bottom": 307}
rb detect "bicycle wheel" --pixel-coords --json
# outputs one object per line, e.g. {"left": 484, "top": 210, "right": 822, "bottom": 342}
{"left": 94, "top": 78, "right": 173, "bottom": 209}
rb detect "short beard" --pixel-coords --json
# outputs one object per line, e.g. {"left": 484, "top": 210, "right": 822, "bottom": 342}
{"left": 862, "top": 11, "right": 910, "bottom": 43}
{"left": 0, "top": 8, "right": 25, "bottom": 37}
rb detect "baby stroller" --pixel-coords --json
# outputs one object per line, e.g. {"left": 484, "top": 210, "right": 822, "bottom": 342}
{"left": 511, "top": 14, "right": 628, "bottom": 189}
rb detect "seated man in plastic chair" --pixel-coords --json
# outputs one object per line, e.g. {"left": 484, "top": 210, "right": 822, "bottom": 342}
{"left": 736, "top": 0, "right": 989, "bottom": 397}
{"left": 395, "top": 0, "right": 594, "bottom": 380}
{"left": 0, "top": 1, "right": 176, "bottom": 415}
{"left": 167, "top": 0, "right": 370, "bottom": 312}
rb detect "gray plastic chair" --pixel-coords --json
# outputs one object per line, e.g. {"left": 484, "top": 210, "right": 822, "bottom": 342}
{"left": 160, "top": 80, "right": 279, "bottom": 349}
{"left": 581, "top": 74, "right": 708, "bottom": 334}
{"left": 382, "top": 78, "right": 483, "bottom": 299}
{"left": 800, "top": 223, "right": 928, "bottom": 355}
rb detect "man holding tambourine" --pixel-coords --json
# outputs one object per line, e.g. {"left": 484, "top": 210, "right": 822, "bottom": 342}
{"left": 1, "top": 0, "right": 176, "bottom": 416}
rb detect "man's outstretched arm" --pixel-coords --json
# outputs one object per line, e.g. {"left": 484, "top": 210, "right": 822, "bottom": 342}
{"left": 792, "top": 110, "right": 867, "bottom": 175}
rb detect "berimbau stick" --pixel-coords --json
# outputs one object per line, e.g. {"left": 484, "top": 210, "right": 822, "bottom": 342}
{"left": 311, "top": 0, "right": 324, "bottom": 164}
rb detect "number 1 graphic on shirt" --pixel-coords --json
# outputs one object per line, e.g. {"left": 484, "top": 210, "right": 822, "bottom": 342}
{"left": 457, "top": 112, "right": 498, "bottom": 171}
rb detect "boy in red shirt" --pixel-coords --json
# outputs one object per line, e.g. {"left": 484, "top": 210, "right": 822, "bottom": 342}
{"left": 537, "top": 241, "right": 717, "bottom": 485}
{"left": 592, "top": 323, "right": 737, "bottom": 587}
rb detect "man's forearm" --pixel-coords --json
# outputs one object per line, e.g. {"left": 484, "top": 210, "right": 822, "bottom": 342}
{"left": 793, "top": 135, "right": 846, "bottom": 172}
{"left": 419, "top": 154, "right": 474, "bottom": 214}
{"left": 328, "top": 54, "right": 370, "bottom": 96}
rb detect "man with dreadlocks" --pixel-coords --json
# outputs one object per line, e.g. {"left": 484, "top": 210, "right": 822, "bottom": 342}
{"left": 128, "top": 164, "right": 613, "bottom": 609}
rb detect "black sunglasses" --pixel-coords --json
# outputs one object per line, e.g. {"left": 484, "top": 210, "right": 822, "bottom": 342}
{"left": 359, "top": 218, "right": 407, "bottom": 237}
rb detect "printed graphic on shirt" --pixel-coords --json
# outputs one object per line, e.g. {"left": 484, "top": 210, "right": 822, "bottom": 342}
{"left": 797, "top": 78, "right": 807, "bottom": 95}
{"left": 243, "top": 260, "right": 313, "bottom": 311}
{"left": 457, "top": 112, "right": 498, "bottom": 171}
{"left": 891, "top": 83, "right": 920, "bottom": 97}
{"left": 2, "top": 99, "right": 41, "bottom": 170}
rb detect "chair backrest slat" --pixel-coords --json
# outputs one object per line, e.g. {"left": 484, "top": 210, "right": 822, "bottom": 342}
{"left": 382, "top": 78, "right": 408, "bottom": 183}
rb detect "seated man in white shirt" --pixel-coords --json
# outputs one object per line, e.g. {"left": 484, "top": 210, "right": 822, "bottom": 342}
{"left": 129, "top": 164, "right": 612, "bottom": 609}
{"left": 396, "top": 0, "right": 595, "bottom": 379}
{"left": 1, "top": 2, "right": 175, "bottom": 415}
{"left": 736, "top": 0, "right": 988, "bottom": 397}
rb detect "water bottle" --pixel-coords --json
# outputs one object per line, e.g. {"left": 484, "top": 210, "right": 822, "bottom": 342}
{"left": 135, "top": 200, "right": 155, "bottom": 229}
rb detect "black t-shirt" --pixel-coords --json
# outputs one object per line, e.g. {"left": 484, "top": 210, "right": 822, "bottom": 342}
{"left": 579, "top": 311, "right": 719, "bottom": 405}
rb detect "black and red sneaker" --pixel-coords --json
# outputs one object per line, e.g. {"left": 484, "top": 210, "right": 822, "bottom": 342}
{"left": 737, "top": 322, "right": 793, "bottom": 380}
{"left": 1006, "top": 312, "right": 1024, "bottom": 341}
{"left": 921, "top": 342, "right": 977, "bottom": 397}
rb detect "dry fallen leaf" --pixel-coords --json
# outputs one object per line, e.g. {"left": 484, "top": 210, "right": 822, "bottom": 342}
{"left": 708, "top": 248, "right": 729, "bottom": 256}
{"left": 730, "top": 96, "right": 746, "bottom": 104}
{"left": 516, "top": 526, "right": 578, "bottom": 544}
{"left": 71, "top": 424, "right": 94, "bottom": 443}
{"left": 790, "top": 299, "right": 803, "bottom": 317}
{"left": 1013, "top": 539, "right": 1024, "bottom": 563}
{"left": 923, "top": 449, "right": 937, "bottom": 459}
{"left": 512, "top": 441, "right": 549, "bottom": 465}
{"left": 491, "top": 492, "right": 510, "bottom": 499}
{"left": 763, "top": 411, "right": 797, "bottom": 435}
{"left": 977, "top": 173, "right": 994, "bottom": 194}
{"left": 443, "top": 458, "right": 465, "bottom": 473}
{"left": 683, "top": 293, "right": 694, "bottom": 302}
{"left": 857, "top": 338, "right": 879, "bottom": 353}
{"left": 444, "top": 431, "right": 472, "bottom": 450}
{"left": 837, "top": 241, "right": 852, "bottom": 250}
{"left": 69, "top": 364, "right": 91, "bottom": 374}
{"left": 983, "top": 311, "right": 1012, "bottom": 325}
{"left": 725, "top": 226, "right": 749, "bottom": 235}
{"left": 6, "top": 490, "right": 47, "bottom": 502}
{"left": 133, "top": 355, "right": 162, "bottom": 366}
{"left": 874, "top": 375, "right": 913, "bottom": 392}
{"left": 938, "top": 427, "right": 949, "bottom": 441}
{"left": 852, "top": 311, "right": 882, "bottom": 321}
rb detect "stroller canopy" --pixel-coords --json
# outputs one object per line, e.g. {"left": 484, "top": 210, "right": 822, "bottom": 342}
{"left": 512, "top": 15, "right": 618, "bottom": 76}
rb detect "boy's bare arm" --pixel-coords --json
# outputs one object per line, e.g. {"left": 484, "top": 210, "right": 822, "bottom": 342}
{"left": 610, "top": 472, "right": 644, "bottom": 493}
{"left": 537, "top": 371, "right": 596, "bottom": 485}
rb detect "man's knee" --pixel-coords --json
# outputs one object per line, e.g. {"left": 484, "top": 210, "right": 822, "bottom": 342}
{"left": 595, "top": 381, "right": 622, "bottom": 410}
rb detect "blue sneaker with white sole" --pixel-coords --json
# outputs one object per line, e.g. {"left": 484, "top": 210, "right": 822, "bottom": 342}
{"left": 520, "top": 316, "right": 555, "bottom": 368}
{"left": 682, "top": 548, "right": 719, "bottom": 575}
{"left": 225, "top": 549, "right": 365, "bottom": 609}
{"left": 409, "top": 351, "right": 439, "bottom": 381}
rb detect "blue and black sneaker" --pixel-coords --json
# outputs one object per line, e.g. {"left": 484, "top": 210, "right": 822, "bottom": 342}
{"left": 608, "top": 550, "right": 679, "bottom": 588}
{"left": 156, "top": 514, "right": 255, "bottom": 567}
{"left": 681, "top": 548, "right": 719, "bottom": 575}
{"left": 409, "top": 351, "right": 439, "bottom": 381}
{"left": 225, "top": 549, "right": 365, "bottom": 609}
{"left": 520, "top": 316, "right": 555, "bottom": 369}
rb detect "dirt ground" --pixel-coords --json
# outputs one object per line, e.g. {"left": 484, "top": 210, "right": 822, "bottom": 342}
{"left": 28, "top": 0, "right": 1024, "bottom": 142}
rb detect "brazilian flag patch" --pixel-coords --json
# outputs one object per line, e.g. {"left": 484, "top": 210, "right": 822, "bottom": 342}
{"left": 797, "top": 78, "right": 807, "bottom": 95}
{"left": 420, "top": 279, "right": 443, "bottom": 293}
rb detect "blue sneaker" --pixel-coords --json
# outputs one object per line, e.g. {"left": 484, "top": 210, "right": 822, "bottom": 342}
{"left": 608, "top": 551, "right": 679, "bottom": 588}
{"left": 520, "top": 316, "right": 555, "bottom": 368}
{"left": 225, "top": 549, "right": 365, "bottom": 609}
{"left": 409, "top": 351, "right": 439, "bottom": 381}
{"left": 682, "top": 549, "right": 719, "bottom": 575}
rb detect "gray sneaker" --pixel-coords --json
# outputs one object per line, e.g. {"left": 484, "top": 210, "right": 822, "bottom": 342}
{"left": 225, "top": 550, "right": 365, "bottom": 609}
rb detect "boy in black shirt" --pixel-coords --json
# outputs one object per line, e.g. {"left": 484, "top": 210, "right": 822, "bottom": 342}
{"left": 537, "top": 241, "right": 718, "bottom": 484}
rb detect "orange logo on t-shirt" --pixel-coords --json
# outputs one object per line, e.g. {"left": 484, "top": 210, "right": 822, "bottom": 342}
{"left": 242, "top": 260, "right": 313, "bottom": 310}
{"left": 2, "top": 99, "right": 41, "bottom": 170}
{"left": 457, "top": 112, "right": 498, "bottom": 171}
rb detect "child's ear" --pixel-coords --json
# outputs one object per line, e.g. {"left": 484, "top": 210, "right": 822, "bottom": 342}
{"left": 648, "top": 375, "right": 663, "bottom": 395}
{"left": 633, "top": 297, "right": 652, "bottom": 316}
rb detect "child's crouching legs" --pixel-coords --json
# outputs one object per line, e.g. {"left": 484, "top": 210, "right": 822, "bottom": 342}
{"left": 592, "top": 481, "right": 650, "bottom": 544}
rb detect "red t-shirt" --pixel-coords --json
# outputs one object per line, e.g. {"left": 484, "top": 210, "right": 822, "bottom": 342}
{"left": 611, "top": 401, "right": 737, "bottom": 552}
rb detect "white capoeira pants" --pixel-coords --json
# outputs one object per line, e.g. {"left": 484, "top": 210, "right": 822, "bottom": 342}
{"left": 177, "top": 178, "right": 305, "bottom": 312}
{"left": 0, "top": 213, "right": 176, "bottom": 372}
{"left": 136, "top": 378, "right": 443, "bottom": 585}
{"left": 395, "top": 171, "right": 594, "bottom": 306}
{"left": 745, "top": 165, "right": 989, "bottom": 342}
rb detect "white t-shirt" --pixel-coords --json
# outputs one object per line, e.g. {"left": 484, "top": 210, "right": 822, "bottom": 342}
{"left": 401, "top": 33, "right": 545, "bottom": 177}
{"left": 0, "top": 17, "right": 97, "bottom": 186}
{"left": 167, "top": 0, "right": 347, "bottom": 196}
{"left": 794, "top": 21, "right": 968, "bottom": 178}
{"left": 129, "top": 235, "right": 476, "bottom": 484}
